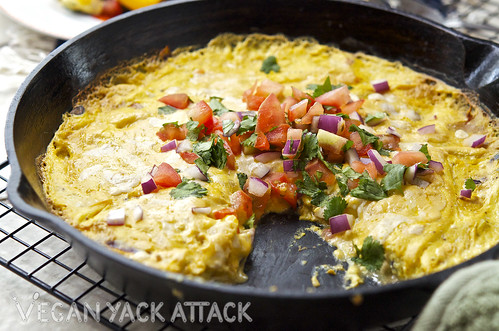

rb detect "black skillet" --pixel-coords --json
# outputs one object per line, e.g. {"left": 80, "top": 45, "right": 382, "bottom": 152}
{"left": 5, "top": 0, "right": 499, "bottom": 329}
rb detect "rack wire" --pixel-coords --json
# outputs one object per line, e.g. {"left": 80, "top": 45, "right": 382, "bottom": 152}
{"left": 0, "top": 1, "right": 497, "bottom": 330}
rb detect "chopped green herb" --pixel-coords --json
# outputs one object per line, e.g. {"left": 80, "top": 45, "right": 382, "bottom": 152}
{"left": 158, "top": 105, "right": 178, "bottom": 115}
{"left": 186, "top": 120, "right": 204, "bottom": 141}
{"left": 237, "top": 115, "right": 257, "bottom": 135}
{"left": 244, "top": 214, "right": 256, "bottom": 229}
{"left": 365, "top": 112, "right": 387, "bottom": 125}
{"left": 163, "top": 121, "right": 181, "bottom": 128}
{"left": 381, "top": 163, "right": 406, "bottom": 192}
{"left": 343, "top": 140, "right": 354, "bottom": 151}
{"left": 306, "top": 77, "right": 342, "bottom": 98}
{"left": 241, "top": 133, "right": 257, "bottom": 147}
{"left": 350, "top": 175, "right": 387, "bottom": 201}
{"left": 419, "top": 144, "right": 431, "bottom": 161}
{"left": 296, "top": 172, "right": 328, "bottom": 206}
{"left": 170, "top": 178, "right": 208, "bottom": 199}
{"left": 222, "top": 119, "right": 235, "bottom": 136}
{"left": 260, "top": 55, "right": 280, "bottom": 74}
{"left": 465, "top": 178, "right": 477, "bottom": 191}
{"left": 193, "top": 136, "right": 227, "bottom": 170}
{"left": 209, "top": 96, "right": 231, "bottom": 116}
{"left": 335, "top": 113, "right": 350, "bottom": 119}
{"left": 352, "top": 236, "right": 385, "bottom": 271}
{"left": 237, "top": 173, "right": 248, "bottom": 190}
{"left": 342, "top": 166, "right": 363, "bottom": 180}
{"left": 293, "top": 132, "right": 320, "bottom": 170}
{"left": 349, "top": 124, "right": 384, "bottom": 151}
{"left": 378, "top": 148, "right": 391, "bottom": 156}
{"left": 322, "top": 196, "right": 348, "bottom": 221}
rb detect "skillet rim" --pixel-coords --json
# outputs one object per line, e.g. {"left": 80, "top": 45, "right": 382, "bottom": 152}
{"left": 5, "top": 0, "right": 499, "bottom": 303}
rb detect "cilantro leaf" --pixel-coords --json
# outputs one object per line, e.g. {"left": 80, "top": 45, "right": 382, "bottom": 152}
{"left": 294, "top": 132, "right": 320, "bottom": 170}
{"left": 158, "top": 105, "right": 178, "bottom": 115}
{"left": 193, "top": 136, "right": 227, "bottom": 170}
{"left": 342, "top": 140, "right": 354, "bottom": 151}
{"left": 349, "top": 125, "right": 379, "bottom": 146}
{"left": 465, "top": 178, "right": 476, "bottom": 191}
{"left": 209, "top": 96, "right": 230, "bottom": 116}
{"left": 335, "top": 173, "right": 350, "bottom": 197}
{"left": 244, "top": 214, "right": 256, "bottom": 229}
{"left": 322, "top": 196, "right": 348, "bottom": 220}
{"left": 342, "top": 166, "right": 363, "bottom": 180}
{"left": 296, "top": 172, "right": 328, "bottom": 206}
{"left": 306, "top": 77, "right": 342, "bottom": 98}
{"left": 170, "top": 178, "right": 208, "bottom": 199}
{"left": 381, "top": 163, "right": 406, "bottom": 192}
{"left": 237, "top": 173, "right": 248, "bottom": 190}
{"left": 237, "top": 115, "right": 257, "bottom": 135}
{"left": 352, "top": 236, "right": 385, "bottom": 271}
{"left": 419, "top": 144, "right": 431, "bottom": 161}
{"left": 186, "top": 120, "right": 204, "bottom": 141}
{"left": 260, "top": 55, "right": 280, "bottom": 74}
{"left": 364, "top": 112, "right": 386, "bottom": 125}
{"left": 350, "top": 176, "right": 387, "bottom": 201}
{"left": 241, "top": 133, "right": 257, "bottom": 147}
{"left": 222, "top": 119, "right": 235, "bottom": 136}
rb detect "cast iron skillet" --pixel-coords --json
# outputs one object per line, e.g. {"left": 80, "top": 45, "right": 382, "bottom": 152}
{"left": 6, "top": 0, "right": 499, "bottom": 329}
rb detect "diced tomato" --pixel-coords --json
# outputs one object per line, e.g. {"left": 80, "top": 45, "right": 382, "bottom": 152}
{"left": 94, "top": 0, "right": 123, "bottom": 19}
{"left": 263, "top": 172, "right": 298, "bottom": 209}
{"left": 255, "top": 132, "right": 270, "bottom": 151}
{"left": 211, "top": 116, "right": 222, "bottom": 133}
{"left": 152, "top": 162, "right": 181, "bottom": 188}
{"left": 266, "top": 124, "right": 290, "bottom": 149}
{"left": 180, "top": 152, "right": 199, "bottom": 164}
{"left": 350, "top": 160, "right": 378, "bottom": 179}
{"left": 213, "top": 207, "right": 236, "bottom": 219}
{"left": 350, "top": 131, "right": 372, "bottom": 157}
{"left": 350, "top": 160, "right": 366, "bottom": 174}
{"left": 300, "top": 101, "right": 324, "bottom": 125}
{"left": 255, "top": 93, "right": 287, "bottom": 134}
{"left": 230, "top": 190, "right": 253, "bottom": 223}
{"left": 228, "top": 135, "right": 242, "bottom": 156}
{"left": 158, "top": 93, "right": 190, "bottom": 109}
{"left": 188, "top": 100, "right": 214, "bottom": 133}
{"left": 315, "top": 85, "right": 351, "bottom": 108}
{"left": 212, "top": 131, "right": 236, "bottom": 170}
{"left": 337, "top": 118, "right": 362, "bottom": 138}
{"left": 379, "top": 134, "right": 400, "bottom": 151}
{"left": 341, "top": 99, "right": 364, "bottom": 114}
{"left": 246, "top": 95, "right": 266, "bottom": 111}
{"left": 291, "top": 86, "right": 314, "bottom": 103}
{"left": 251, "top": 192, "right": 271, "bottom": 219}
{"left": 348, "top": 179, "right": 360, "bottom": 190}
{"left": 156, "top": 123, "right": 187, "bottom": 141}
{"left": 288, "top": 99, "right": 308, "bottom": 122}
{"left": 305, "top": 159, "right": 336, "bottom": 186}
{"left": 392, "top": 151, "right": 428, "bottom": 167}
{"left": 281, "top": 96, "right": 299, "bottom": 114}
{"left": 255, "top": 79, "right": 284, "bottom": 98}
{"left": 365, "top": 161, "right": 379, "bottom": 179}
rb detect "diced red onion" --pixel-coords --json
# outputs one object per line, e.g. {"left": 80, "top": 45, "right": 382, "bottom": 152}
{"left": 254, "top": 152, "right": 281, "bottom": 163}
{"left": 132, "top": 206, "right": 143, "bottom": 222}
{"left": 283, "top": 160, "right": 295, "bottom": 172}
{"left": 223, "top": 120, "right": 241, "bottom": 137}
{"left": 141, "top": 174, "right": 157, "bottom": 194}
{"left": 417, "top": 124, "right": 436, "bottom": 134}
{"left": 349, "top": 111, "right": 364, "bottom": 124}
{"left": 460, "top": 189, "right": 472, "bottom": 199}
{"left": 463, "top": 134, "right": 486, "bottom": 148}
{"left": 282, "top": 139, "right": 301, "bottom": 158}
{"left": 404, "top": 164, "right": 418, "bottom": 184}
{"left": 192, "top": 207, "right": 212, "bottom": 215}
{"left": 386, "top": 126, "right": 401, "bottom": 138}
{"left": 184, "top": 166, "right": 208, "bottom": 181}
{"left": 161, "top": 140, "right": 177, "bottom": 152}
{"left": 318, "top": 114, "right": 343, "bottom": 134}
{"left": 252, "top": 164, "right": 271, "bottom": 178}
{"left": 428, "top": 160, "right": 444, "bottom": 173}
{"left": 247, "top": 177, "right": 269, "bottom": 197}
{"left": 345, "top": 148, "right": 360, "bottom": 166}
{"left": 367, "top": 149, "right": 387, "bottom": 174}
{"left": 107, "top": 208, "right": 126, "bottom": 226}
{"left": 360, "top": 157, "right": 371, "bottom": 165}
{"left": 416, "top": 167, "right": 434, "bottom": 176}
{"left": 237, "top": 111, "right": 257, "bottom": 120}
{"left": 311, "top": 116, "right": 320, "bottom": 133}
{"left": 329, "top": 214, "right": 354, "bottom": 234}
{"left": 176, "top": 139, "right": 192, "bottom": 153}
{"left": 149, "top": 165, "right": 158, "bottom": 177}
{"left": 371, "top": 79, "right": 390, "bottom": 93}
{"left": 414, "top": 178, "right": 430, "bottom": 188}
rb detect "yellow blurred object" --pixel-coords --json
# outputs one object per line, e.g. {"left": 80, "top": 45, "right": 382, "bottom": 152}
{"left": 118, "top": 0, "right": 162, "bottom": 10}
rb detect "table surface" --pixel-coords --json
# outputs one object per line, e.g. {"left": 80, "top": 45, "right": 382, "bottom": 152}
{"left": 0, "top": 1, "right": 497, "bottom": 330}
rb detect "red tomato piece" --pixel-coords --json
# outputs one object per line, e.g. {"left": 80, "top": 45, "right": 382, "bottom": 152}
{"left": 230, "top": 190, "right": 253, "bottom": 223}
{"left": 189, "top": 100, "right": 214, "bottom": 132}
{"left": 255, "top": 132, "right": 270, "bottom": 151}
{"left": 266, "top": 124, "right": 290, "bottom": 149}
{"left": 379, "top": 134, "right": 401, "bottom": 151}
{"left": 153, "top": 162, "right": 181, "bottom": 188}
{"left": 156, "top": 123, "right": 187, "bottom": 141}
{"left": 158, "top": 93, "right": 190, "bottom": 109}
{"left": 255, "top": 79, "right": 284, "bottom": 98}
{"left": 179, "top": 152, "right": 199, "bottom": 164}
{"left": 337, "top": 118, "right": 362, "bottom": 138}
{"left": 305, "top": 159, "right": 336, "bottom": 186}
{"left": 255, "top": 93, "right": 287, "bottom": 134}
{"left": 291, "top": 86, "right": 314, "bottom": 103}
{"left": 264, "top": 172, "right": 298, "bottom": 209}
{"left": 281, "top": 96, "right": 299, "bottom": 115}
{"left": 315, "top": 85, "right": 351, "bottom": 108}
{"left": 300, "top": 101, "right": 324, "bottom": 125}
{"left": 392, "top": 151, "right": 428, "bottom": 167}
{"left": 94, "top": 0, "right": 123, "bottom": 19}
{"left": 288, "top": 99, "right": 308, "bottom": 122}
{"left": 341, "top": 99, "right": 364, "bottom": 114}
{"left": 350, "top": 131, "right": 372, "bottom": 157}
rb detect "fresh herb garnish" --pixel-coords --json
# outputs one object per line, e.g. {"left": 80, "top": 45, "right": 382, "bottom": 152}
{"left": 193, "top": 136, "right": 228, "bottom": 170}
{"left": 237, "top": 115, "right": 257, "bottom": 135}
{"left": 209, "top": 96, "right": 231, "bottom": 116}
{"left": 237, "top": 173, "right": 248, "bottom": 190}
{"left": 350, "top": 175, "right": 387, "bottom": 201}
{"left": 260, "top": 55, "right": 280, "bottom": 74}
{"left": 293, "top": 132, "right": 320, "bottom": 170}
{"left": 241, "top": 133, "right": 257, "bottom": 147}
{"left": 419, "top": 144, "right": 431, "bottom": 161}
{"left": 465, "top": 178, "right": 477, "bottom": 191}
{"left": 381, "top": 163, "right": 407, "bottom": 192}
{"left": 222, "top": 119, "right": 235, "bottom": 136}
{"left": 352, "top": 236, "right": 385, "bottom": 271}
{"left": 296, "top": 172, "right": 328, "bottom": 206}
{"left": 158, "top": 105, "right": 178, "bottom": 115}
{"left": 343, "top": 140, "right": 354, "bottom": 151}
{"left": 186, "top": 120, "right": 204, "bottom": 141}
{"left": 322, "top": 196, "right": 348, "bottom": 221}
{"left": 244, "top": 214, "right": 256, "bottom": 229}
{"left": 306, "top": 77, "right": 342, "bottom": 98}
{"left": 170, "top": 178, "right": 208, "bottom": 199}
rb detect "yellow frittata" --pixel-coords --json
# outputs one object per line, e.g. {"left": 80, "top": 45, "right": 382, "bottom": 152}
{"left": 40, "top": 34, "right": 499, "bottom": 287}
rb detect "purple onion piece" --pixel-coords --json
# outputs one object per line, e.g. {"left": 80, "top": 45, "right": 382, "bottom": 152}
{"left": 460, "top": 189, "right": 472, "bottom": 199}
{"left": 283, "top": 160, "right": 295, "bottom": 172}
{"left": 414, "top": 178, "right": 430, "bottom": 189}
{"left": 404, "top": 164, "right": 418, "bottom": 184}
{"left": 184, "top": 166, "right": 208, "bottom": 181}
{"left": 247, "top": 177, "right": 269, "bottom": 197}
{"left": 463, "top": 134, "right": 486, "bottom": 148}
{"left": 386, "top": 126, "right": 401, "bottom": 138}
{"left": 223, "top": 120, "right": 241, "bottom": 137}
{"left": 416, "top": 167, "right": 434, "bottom": 176}
{"left": 360, "top": 157, "right": 371, "bottom": 165}
{"left": 311, "top": 116, "right": 320, "bottom": 133}
{"left": 252, "top": 164, "right": 271, "bottom": 178}
{"left": 107, "top": 208, "right": 126, "bottom": 226}
{"left": 367, "top": 149, "right": 387, "bottom": 174}
{"left": 176, "top": 139, "right": 193, "bottom": 153}
{"left": 237, "top": 111, "right": 257, "bottom": 120}
{"left": 141, "top": 174, "right": 157, "bottom": 194}
{"left": 329, "top": 214, "right": 354, "bottom": 234}
{"left": 428, "top": 160, "right": 443, "bottom": 173}
{"left": 417, "top": 124, "right": 436, "bottom": 135}
{"left": 371, "top": 79, "right": 390, "bottom": 93}
{"left": 318, "top": 114, "right": 342, "bottom": 134}
{"left": 149, "top": 165, "right": 159, "bottom": 177}
{"left": 282, "top": 139, "right": 301, "bottom": 156}
{"left": 345, "top": 148, "right": 360, "bottom": 166}
{"left": 254, "top": 152, "right": 281, "bottom": 163}
{"left": 161, "top": 140, "right": 177, "bottom": 152}
{"left": 349, "top": 111, "right": 364, "bottom": 124}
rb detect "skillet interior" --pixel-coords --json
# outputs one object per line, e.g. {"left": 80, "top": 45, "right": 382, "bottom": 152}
{"left": 6, "top": 0, "right": 499, "bottom": 329}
